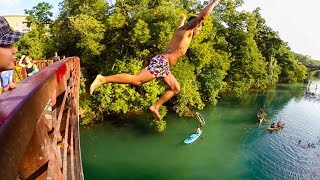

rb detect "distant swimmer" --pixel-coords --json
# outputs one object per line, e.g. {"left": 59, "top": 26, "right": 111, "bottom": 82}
{"left": 276, "top": 122, "right": 284, "bottom": 128}
{"left": 257, "top": 108, "right": 266, "bottom": 126}
{"left": 270, "top": 123, "right": 275, "bottom": 128}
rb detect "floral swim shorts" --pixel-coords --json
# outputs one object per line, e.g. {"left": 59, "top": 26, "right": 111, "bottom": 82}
{"left": 146, "top": 55, "right": 171, "bottom": 78}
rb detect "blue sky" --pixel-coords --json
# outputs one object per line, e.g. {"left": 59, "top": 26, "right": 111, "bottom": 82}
{"left": 1, "top": 0, "right": 319, "bottom": 60}
{"left": 0, "top": 0, "right": 62, "bottom": 17}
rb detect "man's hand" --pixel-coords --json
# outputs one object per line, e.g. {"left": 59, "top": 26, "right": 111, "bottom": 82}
{"left": 197, "top": 0, "right": 220, "bottom": 22}
{"left": 178, "top": 13, "right": 187, "bottom": 28}
{"left": 9, "top": 82, "right": 16, "bottom": 90}
{"left": 179, "top": 14, "right": 186, "bottom": 21}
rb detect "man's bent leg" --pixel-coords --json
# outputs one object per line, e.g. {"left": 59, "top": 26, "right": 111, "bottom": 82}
{"left": 90, "top": 68, "right": 155, "bottom": 94}
{"left": 149, "top": 74, "right": 180, "bottom": 120}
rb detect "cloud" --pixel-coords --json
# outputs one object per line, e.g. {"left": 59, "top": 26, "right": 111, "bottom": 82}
{"left": 0, "top": 0, "right": 20, "bottom": 8}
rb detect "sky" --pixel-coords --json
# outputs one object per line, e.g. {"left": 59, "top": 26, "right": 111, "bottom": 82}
{"left": 0, "top": 0, "right": 319, "bottom": 60}
{"left": 240, "top": 0, "right": 320, "bottom": 60}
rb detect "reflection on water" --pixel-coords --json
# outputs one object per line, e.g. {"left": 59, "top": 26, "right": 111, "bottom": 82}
{"left": 81, "top": 81, "right": 320, "bottom": 180}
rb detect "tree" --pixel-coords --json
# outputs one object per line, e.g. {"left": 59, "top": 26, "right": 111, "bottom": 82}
{"left": 24, "top": 2, "right": 53, "bottom": 25}
{"left": 22, "top": 0, "right": 309, "bottom": 126}
{"left": 16, "top": 2, "right": 55, "bottom": 59}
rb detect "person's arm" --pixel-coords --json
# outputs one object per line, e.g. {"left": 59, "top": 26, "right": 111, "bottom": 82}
{"left": 9, "top": 73, "right": 13, "bottom": 83}
{"left": 179, "top": 0, "right": 220, "bottom": 31}
{"left": 8, "top": 72, "right": 16, "bottom": 89}
{"left": 197, "top": 0, "right": 220, "bottom": 22}
{"left": 18, "top": 55, "right": 26, "bottom": 68}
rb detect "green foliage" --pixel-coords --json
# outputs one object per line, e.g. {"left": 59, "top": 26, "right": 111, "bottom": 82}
{"left": 86, "top": 57, "right": 165, "bottom": 125}
{"left": 69, "top": 14, "right": 106, "bottom": 57}
{"left": 314, "top": 71, "right": 320, "bottom": 79}
{"left": 24, "top": 2, "right": 53, "bottom": 25}
{"left": 21, "top": 0, "right": 310, "bottom": 128}
{"left": 16, "top": 25, "right": 54, "bottom": 59}
{"left": 79, "top": 74, "right": 98, "bottom": 125}
{"left": 171, "top": 60, "right": 205, "bottom": 116}
{"left": 149, "top": 106, "right": 168, "bottom": 132}
{"left": 276, "top": 46, "right": 307, "bottom": 83}
{"left": 106, "top": 8, "right": 127, "bottom": 29}
{"left": 150, "top": 119, "right": 167, "bottom": 132}
{"left": 16, "top": 2, "right": 55, "bottom": 59}
{"left": 294, "top": 53, "right": 320, "bottom": 66}
{"left": 130, "top": 19, "right": 151, "bottom": 44}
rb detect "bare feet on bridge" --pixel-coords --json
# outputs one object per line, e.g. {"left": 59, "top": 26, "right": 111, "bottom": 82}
{"left": 149, "top": 105, "right": 161, "bottom": 121}
{"left": 90, "top": 74, "right": 103, "bottom": 95}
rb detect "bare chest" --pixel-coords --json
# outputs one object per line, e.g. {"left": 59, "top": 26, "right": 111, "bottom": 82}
{"left": 167, "top": 31, "right": 193, "bottom": 53}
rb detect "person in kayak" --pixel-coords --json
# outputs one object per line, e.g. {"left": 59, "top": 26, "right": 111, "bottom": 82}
{"left": 195, "top": 125, "right": 201, "bottom": 134}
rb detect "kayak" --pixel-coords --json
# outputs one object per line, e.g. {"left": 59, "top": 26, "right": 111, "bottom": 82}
{"left": 184, "top": 130, "right": 202, "bottom": 144}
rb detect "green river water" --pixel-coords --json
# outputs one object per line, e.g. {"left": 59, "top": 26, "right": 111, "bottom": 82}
{"left": 80, "top": 81, "right": 320, "bottom": 180}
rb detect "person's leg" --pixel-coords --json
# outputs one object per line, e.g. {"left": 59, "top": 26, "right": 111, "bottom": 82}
{"left": 149, "top": 74, "right": 180, "bottom": 120}
{"left": 90, "top": 68, "right": 155, "bottom": 94}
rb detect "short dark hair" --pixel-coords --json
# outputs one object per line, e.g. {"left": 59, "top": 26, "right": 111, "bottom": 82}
{"left": 188, "top": 16, "right": 197, "bottom": 22}
{"left": 188, "top": 16, "right": 204, "bottom": 26}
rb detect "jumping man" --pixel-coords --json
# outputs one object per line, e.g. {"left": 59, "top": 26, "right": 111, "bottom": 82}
{"left": 90, "top": 0, "right": 220, "bottom": 120}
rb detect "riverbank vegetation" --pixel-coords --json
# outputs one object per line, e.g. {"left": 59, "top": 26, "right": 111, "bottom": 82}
{"left": 17, "top": 0, "right": 311, "bottom": 126}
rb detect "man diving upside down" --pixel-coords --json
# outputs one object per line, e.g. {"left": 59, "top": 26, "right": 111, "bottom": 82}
{"left": 90, "top": 0, "right": 220, "bottom": 120}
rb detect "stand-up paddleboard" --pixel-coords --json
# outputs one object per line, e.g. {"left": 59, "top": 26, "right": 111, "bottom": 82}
{"left": 184, "top": 130, "right": 202, "bottom": 144}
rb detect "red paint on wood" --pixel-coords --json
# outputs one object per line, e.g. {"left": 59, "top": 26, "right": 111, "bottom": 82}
{"left": 56, "top": 64, "right": 67, "bottom": 84}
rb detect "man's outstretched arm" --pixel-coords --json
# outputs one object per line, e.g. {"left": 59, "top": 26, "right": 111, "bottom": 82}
{"left": 179, "top": 0, "right": 220, "bottom": 31}
{"left": 197, "top": 0, "right": 220, "bottom": 22}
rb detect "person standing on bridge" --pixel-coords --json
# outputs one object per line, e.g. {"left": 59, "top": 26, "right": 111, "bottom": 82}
{"left": 90, "top": 0, "right": 220, "bottom": 121}
{"left": 18, "top": 55, "right": 39, "bottom": 77}
{"left": 0, "top": 16, "right": 23, "bottom": 72}
{"left": 52, "top": 52, "right": 61, "bottom": 62}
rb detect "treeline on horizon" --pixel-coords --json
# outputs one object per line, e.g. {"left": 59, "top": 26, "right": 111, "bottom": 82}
{"left": 15, "top": 0, "right": 319, "bottom": 124}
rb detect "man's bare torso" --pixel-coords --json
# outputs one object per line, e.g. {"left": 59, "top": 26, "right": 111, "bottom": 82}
{"left": 162, "top": 29, "right": 193, "bottom": 66}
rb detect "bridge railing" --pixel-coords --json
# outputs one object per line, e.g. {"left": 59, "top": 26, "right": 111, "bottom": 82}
{"left": 0, "top": 57, "right": 83, "bottom": 180}
{"left": 13, "top": 60, "right": 54, "bottom": 82}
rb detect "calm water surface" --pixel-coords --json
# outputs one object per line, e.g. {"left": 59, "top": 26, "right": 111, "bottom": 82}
{"left": 81, "top": 81, "right": 320, "bottom": 180}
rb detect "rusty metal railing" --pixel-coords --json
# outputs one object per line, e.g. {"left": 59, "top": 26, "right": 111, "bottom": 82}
{"left": 0, "top": 57, "right": 83, "bottom": 180}
{"left": 13, "top": 60, "right": 54, "bottom": 82}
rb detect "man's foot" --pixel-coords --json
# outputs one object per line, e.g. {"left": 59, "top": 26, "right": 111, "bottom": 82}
{"left": 149, "top": 105, "right": 161, "bottom": 121}
{"left": 90, "top": 74, "right": 103, "bottom": 95}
